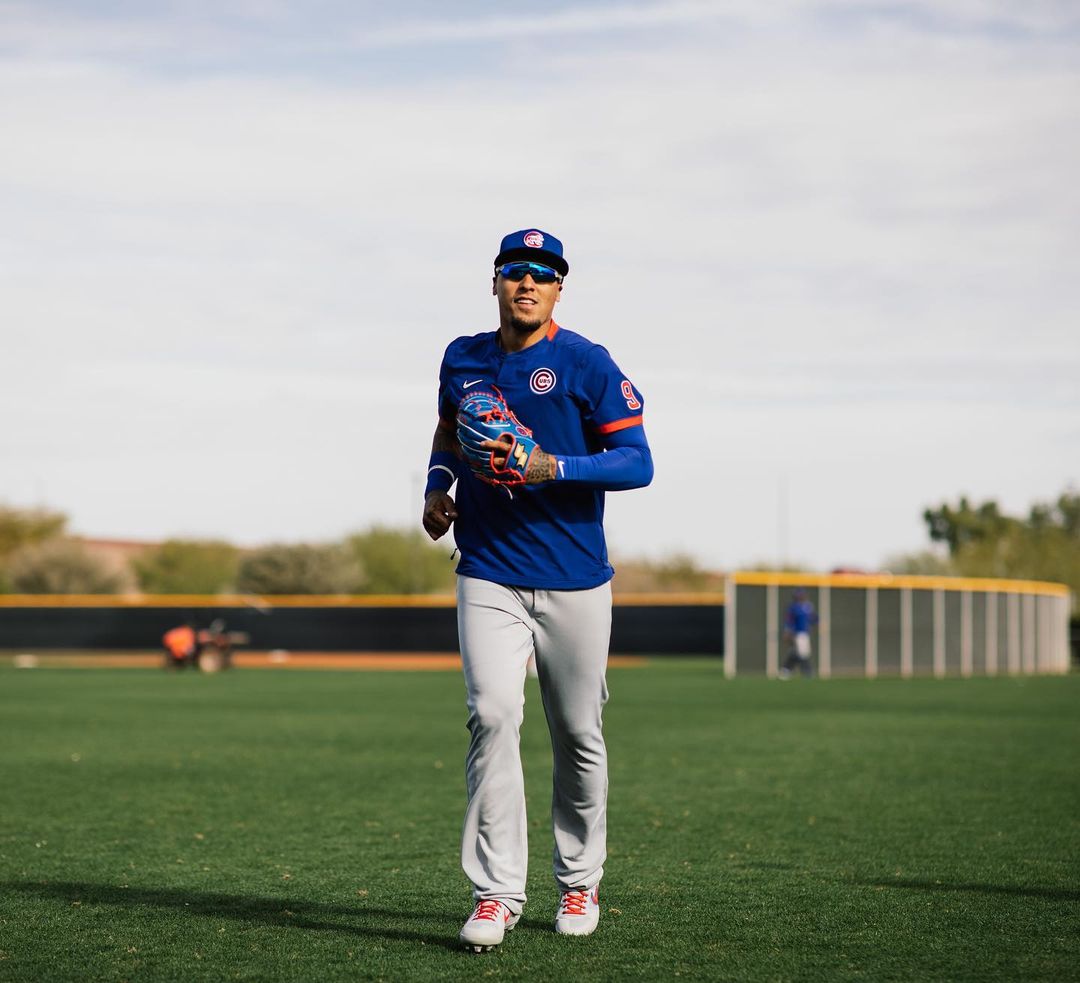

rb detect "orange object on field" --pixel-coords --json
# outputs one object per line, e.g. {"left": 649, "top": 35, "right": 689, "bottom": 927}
{"left": 163, "top": 625, "right": 196, "bottom": 659}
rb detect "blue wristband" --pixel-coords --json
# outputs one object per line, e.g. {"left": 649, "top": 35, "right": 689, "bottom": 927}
{"left": 425, "top": 451, "right": 458, "bottom": 497}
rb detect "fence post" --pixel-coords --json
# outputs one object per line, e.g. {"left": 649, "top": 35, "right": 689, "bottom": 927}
{"left": 819, "top": 585, "right": 831, "bottom": 679}
{"left": 1022, "top": 593, "right": 1036, "bottom": 674}
{"left": 724, "top": 575, "right": 737, "bottom": 679}
{"left": 933, "top": 588, "right": 946, "bottom": 678}
{"left": 900, "top": 587, "right": 913, "bottom": 678}
{"left": 1036, "top": 596, "right": 1047, "bottom": 673}
{"left": 1007, "top": 593, "right": 1021, "bottom": 674}
{"left": 766, "top": 582, "right": 779, "bottom": 678}
{"left": 865, "top": 587, "right": 878, "bottom": 679}
{"left": 1060, "top": 595, "right": 1071, "bottom": 673}
{"left": 961, "top": 590, "right": 973, "bottom": 677}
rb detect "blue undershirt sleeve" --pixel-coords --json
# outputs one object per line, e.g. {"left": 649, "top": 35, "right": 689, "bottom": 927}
{"left": 554, "top": 426, "right": 654, "bottom": 490}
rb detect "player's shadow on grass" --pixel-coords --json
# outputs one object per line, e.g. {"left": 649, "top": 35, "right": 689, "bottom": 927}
{"left": 1, "top": 880, "right": 466, "bottom": 950}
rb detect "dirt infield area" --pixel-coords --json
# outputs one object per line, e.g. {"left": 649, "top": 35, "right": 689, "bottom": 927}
{"left": 1, "top": 650, "right": 648, "bottom": 671}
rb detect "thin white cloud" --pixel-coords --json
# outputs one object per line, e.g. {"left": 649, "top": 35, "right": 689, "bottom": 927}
{"left": 343, "top": 1, "right": 745, "bottom": 47}
{"left": 0, "top": 0, "right": 742, "bottom": 60}
{"left": 1, "top": 0, "right": 1076, "bottom": 64}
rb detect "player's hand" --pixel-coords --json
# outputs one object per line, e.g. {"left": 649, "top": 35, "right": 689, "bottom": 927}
{"left": 423, "top": 490, "right": 458, "bottom": 541}
{"left": 480, "top": 436, "right": 513, "bottom": 469}
{"left": 481, "top": 437, "right": 556, "bottom": 484}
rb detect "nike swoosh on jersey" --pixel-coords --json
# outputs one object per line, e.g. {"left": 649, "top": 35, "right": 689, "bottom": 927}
{"left": 463, "top": 379, "right": 483, "bottom": 389}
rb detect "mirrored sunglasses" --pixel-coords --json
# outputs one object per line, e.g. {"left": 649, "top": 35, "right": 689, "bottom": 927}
{"left": 496, "top": 262, "right": 563, "bottom": 284}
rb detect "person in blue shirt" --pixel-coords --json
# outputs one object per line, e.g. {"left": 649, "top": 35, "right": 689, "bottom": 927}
{"left": 781, "top": 588, "right": 819, "bottom": 679}
{"left": 422, "top": 229, "right": 653, "bottom": 951}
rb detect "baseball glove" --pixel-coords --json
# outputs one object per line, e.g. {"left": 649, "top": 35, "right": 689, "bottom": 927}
{"left": 456, "top": 386, "right": 540, "bottom": 486}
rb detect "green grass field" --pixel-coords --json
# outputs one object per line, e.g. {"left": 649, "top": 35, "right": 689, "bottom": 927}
{"left": 1, "top": 662, "right": 1077, "bottom": 982}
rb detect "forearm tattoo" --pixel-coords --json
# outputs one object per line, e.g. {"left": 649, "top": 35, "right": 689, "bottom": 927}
{"left": 527, "top": 450, "right": 557, "bottom": 484}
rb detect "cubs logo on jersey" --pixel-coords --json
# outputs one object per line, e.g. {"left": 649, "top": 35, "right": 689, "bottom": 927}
{"left": 530, "top": 368, "right": 557, "bottom": 394}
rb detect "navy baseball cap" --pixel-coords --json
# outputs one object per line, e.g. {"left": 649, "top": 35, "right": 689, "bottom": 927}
{"left": 494, "top": 229, "right": 569, "bottom": 277}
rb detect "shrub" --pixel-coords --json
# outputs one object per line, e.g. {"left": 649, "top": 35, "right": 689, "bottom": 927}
{"left": 7, "top": 539, "right": 126, "bottom": 594}
{"left": 345, "top": 526, "right": 456, "bottom": 594}
{"left": 235, "top": 543, "right": 364, "bottom": 595}
{"left": 133, "top": 539, "right": 240, "bottom": 594}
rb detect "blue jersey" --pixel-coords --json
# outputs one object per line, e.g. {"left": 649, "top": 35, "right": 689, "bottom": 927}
{"left": 785, "top": 600, "right": 817, "bottom": 634}
{"left": 438, "top": 322, "right": 647, "bottom": 589}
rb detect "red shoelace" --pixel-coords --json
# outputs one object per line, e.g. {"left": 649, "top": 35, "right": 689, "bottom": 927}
{"left": 559, "top": 890, "right": 591, "bottom": 916}
{"left": 471, "top": 900, "right": 506, "bottom": 923}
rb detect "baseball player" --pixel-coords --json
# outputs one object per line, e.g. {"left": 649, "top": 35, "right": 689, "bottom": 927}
{"left": 422, "top": 228, "right": 653, "bottom": 951}
{"left": 780, "top": 588, "right": 818, "bottom": 678}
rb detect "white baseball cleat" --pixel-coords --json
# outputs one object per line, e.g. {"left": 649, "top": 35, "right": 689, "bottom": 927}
{"left": 554, "top": 885, "right": 600, "bottom": 936}
{"left": 459, "top": 899, "right": 519, "bottom": 952}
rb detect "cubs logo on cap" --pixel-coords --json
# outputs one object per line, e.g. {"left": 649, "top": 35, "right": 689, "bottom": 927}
{"left": 494, "top": 228, "right": 569, "bottom": 276}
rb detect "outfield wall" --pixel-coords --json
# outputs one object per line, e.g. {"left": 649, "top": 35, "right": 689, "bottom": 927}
{"left": 3, "top": 579, "right": 1072, "bottom": 670}
{"left": 724, "top": 572, "right": 1072, "bottom": 678}
{"left": 0, "top": 593, "right": 724, "bottom": 656}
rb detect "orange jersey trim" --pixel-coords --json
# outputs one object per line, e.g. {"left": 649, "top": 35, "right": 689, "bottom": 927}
{"left": 546, "top": 320, "right": 560, "bottom": 341}
{"left": 594, "top": 415, "right": 643, "bottom": 434}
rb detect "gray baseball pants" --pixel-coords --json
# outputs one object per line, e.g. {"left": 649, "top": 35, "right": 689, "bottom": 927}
{"left": 456, "top": 574, "right": 612, "bottom": 915}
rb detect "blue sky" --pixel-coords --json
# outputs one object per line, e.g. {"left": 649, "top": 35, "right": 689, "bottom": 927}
{"left": 2, "top": 1, "right": 1078, "bottom": 571}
